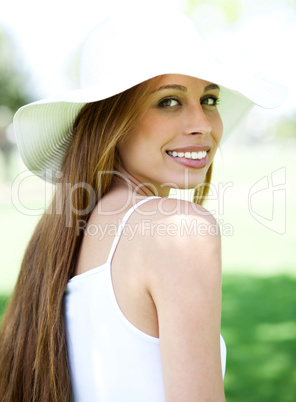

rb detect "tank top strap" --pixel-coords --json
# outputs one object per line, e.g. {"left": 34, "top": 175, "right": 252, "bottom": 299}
{"left": 106, "top": 196, "right": 161, "bottom": 264}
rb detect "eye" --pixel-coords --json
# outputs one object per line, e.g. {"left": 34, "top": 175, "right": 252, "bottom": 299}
{"left": 158, "top": 98, "right": 180, "bottom": 108}
{"left": 201, "top": 95, "right": 220, "bottom": 107}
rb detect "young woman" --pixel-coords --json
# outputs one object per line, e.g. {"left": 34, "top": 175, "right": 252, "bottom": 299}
{"left": 0, "top": 8, "right": 286, "bottom": 402}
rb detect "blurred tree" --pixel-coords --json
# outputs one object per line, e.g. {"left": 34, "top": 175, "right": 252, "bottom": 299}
{"left": 0, "top": 28, "right": 33, "bottom": 181}
{"left": 0, "top": 29, "right": 33, "bottom": 112}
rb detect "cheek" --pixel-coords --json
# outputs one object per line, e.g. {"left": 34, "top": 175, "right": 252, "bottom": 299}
{"left": 118, "top": 110, "right": 175, "bottom": 168}
{"left": 139, "top": 113, "right": 168, "bottom": 139}
{"left": 123, "top": 115, "right": 166, "bottom": 154}
{"left": 117, "top": 125, "right": 157, "bottom": 168}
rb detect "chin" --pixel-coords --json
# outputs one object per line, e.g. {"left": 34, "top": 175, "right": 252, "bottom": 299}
{"left": 166, "top": 172, "right": 208, "bottom": 191}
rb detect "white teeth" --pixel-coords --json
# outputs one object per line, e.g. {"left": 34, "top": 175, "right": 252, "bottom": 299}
{"left": 168, "top": 150, "right": 207, "bottom": 160}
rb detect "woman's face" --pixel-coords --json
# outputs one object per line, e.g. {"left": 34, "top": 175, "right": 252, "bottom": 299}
{"left": 117, "top": 74, "right": 223, "bottom": 196}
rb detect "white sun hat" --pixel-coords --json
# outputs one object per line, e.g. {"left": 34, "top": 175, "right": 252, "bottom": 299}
{"left": 13, "top": 8, "right": 287, "bottom": 183}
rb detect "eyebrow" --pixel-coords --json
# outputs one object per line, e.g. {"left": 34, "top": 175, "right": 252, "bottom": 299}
{"left": 204, "top": 83, "right": 220, "bottom": 92}
{"left": 154, "top": 84, "right": 187, "bottom": 93}
{"left": 154, "top": 83, "right": 220, "bottom": 93}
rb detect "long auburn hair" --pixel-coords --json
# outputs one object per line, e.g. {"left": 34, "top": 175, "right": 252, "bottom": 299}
{"left": 0, "top": 78, "right": 213, "bottom": 401}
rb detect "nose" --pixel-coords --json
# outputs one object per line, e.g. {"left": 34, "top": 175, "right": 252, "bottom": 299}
{"left": 184, "top": 102, "right": 212, "bottom": 136}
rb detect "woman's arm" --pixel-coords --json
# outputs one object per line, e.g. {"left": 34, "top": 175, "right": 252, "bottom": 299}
{"left": 146, "top": 202, "right": 225, "bottom": 401}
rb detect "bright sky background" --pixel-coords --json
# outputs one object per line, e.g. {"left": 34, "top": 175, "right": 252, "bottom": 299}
{"left": 1, "top": 0, "right": 296, "bottom": 118}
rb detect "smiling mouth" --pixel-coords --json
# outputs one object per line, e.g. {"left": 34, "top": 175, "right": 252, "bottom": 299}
{"left": 166, "top": 150, "right": 207, "bottom": 160}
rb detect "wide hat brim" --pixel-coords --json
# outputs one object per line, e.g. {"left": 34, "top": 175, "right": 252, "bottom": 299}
{"left": 14, "top": 10, "right": 288, "bottom": 183}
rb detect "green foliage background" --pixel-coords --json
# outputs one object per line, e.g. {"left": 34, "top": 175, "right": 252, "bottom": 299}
{"left": 0, "top": 1, "right": 295, "bottom": 400}
{"left": 0, "top": 30, "right": 32, "bottom": 113}
{"left": 222, "top": 275, "right": 296, "bottom": 402}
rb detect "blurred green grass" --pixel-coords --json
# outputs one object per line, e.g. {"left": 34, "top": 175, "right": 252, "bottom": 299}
{"left": 1, "top": 142, "right": 295, "bottom": 290}
{"left": 222, "top": 275, "right": 296, "bottom": 402}
{"left": 1, "top": 275, "right": 295, "bottom": 401}
{"left": 0, "top": 143, "right": 295, "bottom": 400}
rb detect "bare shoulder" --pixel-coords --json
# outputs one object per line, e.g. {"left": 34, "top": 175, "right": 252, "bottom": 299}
{"left": 138, "top": 196, "right": 220, "bottom": 232}
{"left": 134, "top": 196, "right": 223, "bottom": 314}
{"left": 137, "top": 197, "right": 224, "bottom": 400}
{"left": 135, "top": 197, "right": 221, "bottom": 271}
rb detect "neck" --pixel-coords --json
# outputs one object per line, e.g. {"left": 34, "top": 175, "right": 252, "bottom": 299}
{"left": 110, "top": 168, "right": 171, "bottom": 198}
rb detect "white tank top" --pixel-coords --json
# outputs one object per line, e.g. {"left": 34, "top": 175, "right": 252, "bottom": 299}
{"left": 64, "top": 197, "right": 226, "bottom": 401}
